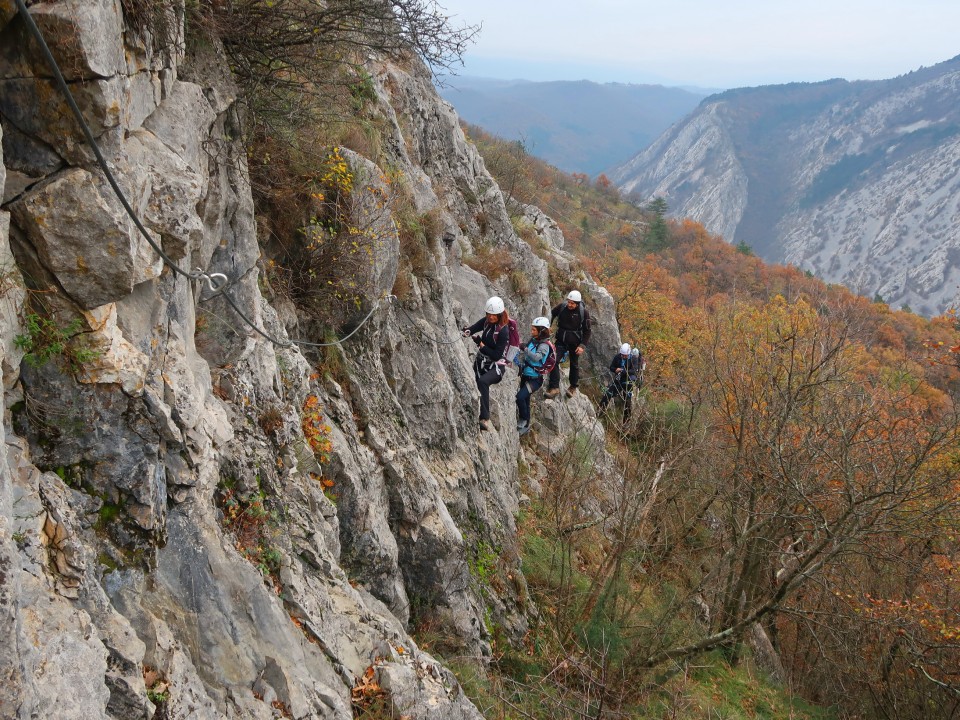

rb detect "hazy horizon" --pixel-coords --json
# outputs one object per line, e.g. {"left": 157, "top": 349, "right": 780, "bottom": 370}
{"left": 438, "top": 0, "right": 960, "bottom": 88}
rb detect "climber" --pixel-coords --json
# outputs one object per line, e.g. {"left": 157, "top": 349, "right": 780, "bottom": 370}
{"left": 599, "top": 343, "right": 644, "bottom": 420}
{"left": 516, "top": 316, "right": 556, "bottom": 436}
{"left": 631, "top": 346, "right": 645, "bottom": 384}
{"left": 545, "top": 290, "right": 591, "bottom": 399}
{"left": 462, "top": 296, "right": 510, "bottom": 431}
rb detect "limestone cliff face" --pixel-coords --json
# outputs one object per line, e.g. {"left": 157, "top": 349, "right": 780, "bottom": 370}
{"left": 613, "top": 57, "right": 960, "bottom": 315}
{"left": 0, "top": 2, "right": 621, "bottom": 718}
{"left": 613, "top": 103, "right": 748, "bottom": 245}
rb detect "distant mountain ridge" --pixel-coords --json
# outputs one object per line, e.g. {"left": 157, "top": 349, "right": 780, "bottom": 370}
{"left": 611, "top": 56, "right": 960, "bottom": 315}
{"left": 438, "top": 76, "right": 707, "bottom": 176}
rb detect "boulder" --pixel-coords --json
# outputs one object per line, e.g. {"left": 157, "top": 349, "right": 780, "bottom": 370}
{"left": 28, "top": 0, "right": 126, "bottom": 80}
{"left": 10, "top": 167, "right": 162, "bottom": 309}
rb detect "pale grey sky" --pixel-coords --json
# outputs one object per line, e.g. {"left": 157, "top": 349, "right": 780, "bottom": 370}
{"left": 438, "top": 0, "right": 960, "bottom": 88}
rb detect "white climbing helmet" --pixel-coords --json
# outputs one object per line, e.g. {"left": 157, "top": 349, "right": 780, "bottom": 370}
{"left": 631, "top": 347, "right": 640, "bottom": 357}
{"left": 532, "top": 316, "right": 550, "bottom": 330}
{"left": 485, "top": 296, "right": 505, "bottom": 314}
{"left": 620, "top": 343, "right": 630, "bottom": 355}
{"left": 566, "top": 290, "right": 582, "bottom": 303}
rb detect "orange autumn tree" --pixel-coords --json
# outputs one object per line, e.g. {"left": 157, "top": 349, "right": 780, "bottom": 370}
{"left": 776, "top": 496, "right": 960, "bottom": 717}
{"left": 771, "top": 362, "right": 960, "bottom": 717}
{"left": 585, "top": 247, "right": 698, "bottom": 388}
{"left": 629, "top": 295, "right": 960, "bottom": 679}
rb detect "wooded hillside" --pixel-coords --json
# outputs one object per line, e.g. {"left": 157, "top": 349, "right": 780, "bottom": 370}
{"left": 469, "top": 126, "right": 960, "bottom": 719}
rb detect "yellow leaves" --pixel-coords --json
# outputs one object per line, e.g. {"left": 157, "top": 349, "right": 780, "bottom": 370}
{"left": 302, "top": 395, "right": 333, "bottom": 464}
{"left": 351, "top": 663, "right": 386, "bottom": 708}
{"left": 587, "top": 248, "right": 697, "bottom": 388}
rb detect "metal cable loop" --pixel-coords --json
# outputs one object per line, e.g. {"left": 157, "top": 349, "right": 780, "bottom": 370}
{"left": 13, "top": 0, "right": 391, "bottom": 353}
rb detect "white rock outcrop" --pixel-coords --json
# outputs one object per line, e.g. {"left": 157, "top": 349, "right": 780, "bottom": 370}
{"left": 614, "top": 58, "right": 960, "bottom": 315}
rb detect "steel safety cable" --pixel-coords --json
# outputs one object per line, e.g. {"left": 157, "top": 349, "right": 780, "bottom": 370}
{"left": 13, "top": 0, "right": 203, "bottom": 284}
{"left": 12, "top": 0, "right": 390, "bottom": 350}
{"left": 215, "top": 288, "right": 392, "bottom": 349}
{"left": 15, "top": 0, "right": 574, "bottom": 355}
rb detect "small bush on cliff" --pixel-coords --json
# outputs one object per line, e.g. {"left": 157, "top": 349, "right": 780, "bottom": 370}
{"left": 188, "top": 0, "right": 477, "bottom": 139}
{"left": 463, "top": 243, "right": 514, "bottom": 281}
{"left": 392, "top": 184, "right": 441, "bottom": 298}
{"left": 301, "top": 394, "right": 333, "bottom": 465}
{"left": 216, "top": 478, "right": 284, "bottom": 593}
{"left": 15, "top": 307, "right": 100, "bottom": 374}
{"left": 263, "top": 147, "right": 388, "bottom": 328}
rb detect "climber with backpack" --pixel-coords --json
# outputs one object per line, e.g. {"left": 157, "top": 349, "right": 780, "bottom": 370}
{"left": 545, "top": 290, "right": 591, "bottom": 399}
{"left": 599, "top": 343, "right": 644, "bottom": 420}
{"left": 516, "top": 316, "right": 555, "bottom": 436}
{"left": 462, "top": 296, "right": 511, "bottom": 431}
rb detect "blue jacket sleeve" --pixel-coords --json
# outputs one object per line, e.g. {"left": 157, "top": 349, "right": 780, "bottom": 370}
{"left": 523, "top": 340, "right": 549, "bottom": 366}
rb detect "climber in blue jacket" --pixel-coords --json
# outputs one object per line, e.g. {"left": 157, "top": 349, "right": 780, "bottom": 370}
{"left": 516, "top": 316, "right": 554, "bottom": 436}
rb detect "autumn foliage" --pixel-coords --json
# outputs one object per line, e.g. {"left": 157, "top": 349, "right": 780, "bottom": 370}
{"left": 590, "top": 226, "right": 960, "bottom": 716}
{"left": 467, "top": 126, "right": 960, "bottom": 717}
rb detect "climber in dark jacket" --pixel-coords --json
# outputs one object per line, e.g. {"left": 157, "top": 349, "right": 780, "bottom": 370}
{"left": 545, "top": 290, "right": 591, "bottom": 398}
{"left": 462, "top": 296, "right": 510, "bottom": 431}
{"left": 599, "top": 343, "right": 643, "bottom": 420}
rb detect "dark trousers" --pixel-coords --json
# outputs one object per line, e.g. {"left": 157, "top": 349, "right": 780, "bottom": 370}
{"left": 547, "top": 341, "right": 581, "bottom": 390}
{"left": 475, "top": 362, "right": 502, "bottom": 420}
{"left": 600, "top": 375, "right": 633, "bottom": 418}
{"left": 516, "top": 375, "right": 543, "bottom": 423}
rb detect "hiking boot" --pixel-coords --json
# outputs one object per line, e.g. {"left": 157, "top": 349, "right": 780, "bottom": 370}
{"left": 518, "top": 421, "right": 531, "bottom": 436}
{"left": 545, "top": 387, "right": 560, "bottom": 399}
{"left": 479, "top": 418, "right": 490, "bottom": 431}
{"left": 566, "top": 386, "right": 578, "bottom": 398}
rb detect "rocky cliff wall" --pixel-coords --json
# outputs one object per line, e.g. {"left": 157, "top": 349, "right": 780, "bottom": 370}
{"left": 612, "top": 103, "right": 748, "bottom": 244}
{"left": 613, "top": 61, "right": 960, "bottom": 315}
{"left": 0, "top": 2, "right": 622, "bottom": 718}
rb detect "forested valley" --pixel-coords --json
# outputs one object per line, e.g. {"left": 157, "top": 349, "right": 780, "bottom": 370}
{"left": 2, "top": 2, "right": 957, "bottom": 718}
{"left": 459, "top": 126, "right": 960, "bottom": 719}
